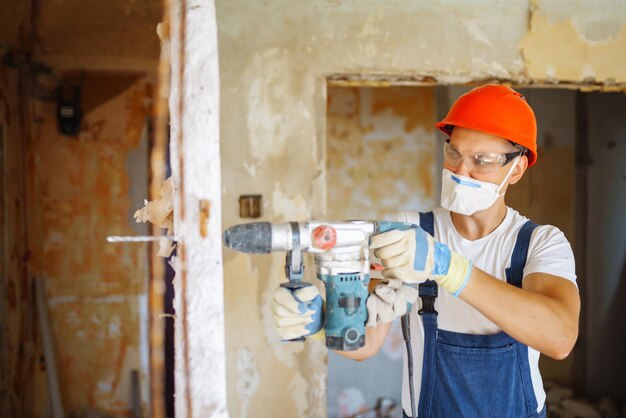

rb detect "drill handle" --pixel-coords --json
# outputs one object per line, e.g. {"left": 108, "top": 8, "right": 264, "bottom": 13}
{"left": 279, "top": 281, "right": 314, "bottom": 342}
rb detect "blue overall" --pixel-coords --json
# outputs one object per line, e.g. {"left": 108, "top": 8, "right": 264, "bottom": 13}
{"left": 403, "top": 212, "right": 546, "bottom": 418}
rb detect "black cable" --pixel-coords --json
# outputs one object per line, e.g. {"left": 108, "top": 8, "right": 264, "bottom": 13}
{"left": 401, "top": 313, "right": 417, "bottom": 418}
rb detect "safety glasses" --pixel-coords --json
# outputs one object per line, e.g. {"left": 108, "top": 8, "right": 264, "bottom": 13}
{"left": 443, "top": 140, "right": 524, "bottom": 174}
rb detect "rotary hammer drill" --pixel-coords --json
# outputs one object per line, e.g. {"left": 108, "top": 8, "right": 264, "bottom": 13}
{"left": 222, "top": 220, "right": 415, "bottom": 351}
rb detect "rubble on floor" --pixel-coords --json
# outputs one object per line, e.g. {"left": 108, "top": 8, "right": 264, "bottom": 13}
{"left": 545, "top": 381, "right": 623, "bottom": 418}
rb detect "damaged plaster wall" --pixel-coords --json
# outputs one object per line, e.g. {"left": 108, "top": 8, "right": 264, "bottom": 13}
{"left": 216, "top": 1, "right": 626, "bottom": 416}
{"left": 1, "top": 0, "right": 162, "bottom": 415}
{"left": 326, "top": 86, "right": 438, "bottom": 417}
{"left": 326, "top": 86, "right": 437, "bottom": 220}
{"left": 168, "top": 0, "right": 228, "bottom": 416}
{"left": 26, "top": 72, "right": 153, "bottom": 416}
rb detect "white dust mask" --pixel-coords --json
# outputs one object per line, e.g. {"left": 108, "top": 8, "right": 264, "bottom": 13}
{"left": 440, "top": 157, "right": 519, "bottom": 216}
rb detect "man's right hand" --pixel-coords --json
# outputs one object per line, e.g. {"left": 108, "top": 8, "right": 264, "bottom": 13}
{"left": 271, "top": 285, "right": 324, "bottom": 340}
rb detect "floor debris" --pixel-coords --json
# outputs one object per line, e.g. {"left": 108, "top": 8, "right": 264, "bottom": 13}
{"left": 544, "top": 381, "right": 622, "bottom": 418}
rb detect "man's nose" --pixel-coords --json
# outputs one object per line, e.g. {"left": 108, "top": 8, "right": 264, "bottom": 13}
{"left": 453, "top": 159, "right": 471, "bottom": 177}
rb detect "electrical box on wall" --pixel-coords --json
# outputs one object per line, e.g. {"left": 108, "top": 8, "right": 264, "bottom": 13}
{"left": 57, "top": 100, "right": 82, "bottom": 136}
{"left": 239, "top": 195, "right": 262, "bottom": 218}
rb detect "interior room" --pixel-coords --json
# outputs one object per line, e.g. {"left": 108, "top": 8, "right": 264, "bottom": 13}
{"left": 1, "top": 1, "right": 625, "bottom": 417}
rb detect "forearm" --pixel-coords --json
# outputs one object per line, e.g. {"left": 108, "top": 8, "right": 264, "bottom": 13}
{"left": 333, "top": 322, "right": 392, "bottom": 361}
{"left": 459, "top": 267, "right": 579, "bottom": 359}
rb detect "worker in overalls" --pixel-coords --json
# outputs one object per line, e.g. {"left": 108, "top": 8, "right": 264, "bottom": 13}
{"left": 271, "top": 84, "right": 580, "bottom": 417}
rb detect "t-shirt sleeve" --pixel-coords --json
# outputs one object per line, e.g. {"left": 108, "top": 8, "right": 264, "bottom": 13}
{"left": 524, "top": 225, "right": 577, "bottom": 286}
{"left": 394, "top": 211, "right": 422, "bottom": 226}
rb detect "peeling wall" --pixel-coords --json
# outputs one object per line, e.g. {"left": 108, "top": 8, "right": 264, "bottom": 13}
{"left": 327, "top": 86, "right": 437, "bottom": 220}
{"left": 26, "top": 71, "right": 153, "bottom": 416}
{"left": 168, "top": 0, "right": 228, "bottom": 416}
{"left": 326, "top": 86, "right": 438, "bottom": 417}
{"left": 522, "top": 1, "right": 626, "bottom": 84}
{"left": 215, "top": 1, "right": 626, "bottom": 416}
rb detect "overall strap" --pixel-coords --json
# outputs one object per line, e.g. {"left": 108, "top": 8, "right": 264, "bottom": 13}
{"left": 418, "top": 212, "right": 437, "bottom": 315}
{"left": 505, "top": 220, "right": 539, "bottom": 288}
{"left": 419, "top": 211, "right": 435, "bottom": 237}
{"left": 417, "top": 211, "right": 438, "bottom": 416}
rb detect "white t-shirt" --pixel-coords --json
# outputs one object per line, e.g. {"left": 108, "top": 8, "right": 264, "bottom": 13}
{"left": 397, "top": 206, "right": 577, "bottom": 415}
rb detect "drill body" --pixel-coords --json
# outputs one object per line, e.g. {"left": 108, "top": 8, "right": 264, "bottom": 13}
{"left": 223, "top": 220, "right": 413, "bottom": 351}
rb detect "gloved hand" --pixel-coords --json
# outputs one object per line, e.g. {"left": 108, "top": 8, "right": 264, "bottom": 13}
{"left": 370, "top": 227, "right": 473, "bottom": 296}
{"left": 271, "top": 285, "right": 324, "bottom": 340}
{"left": 366, "top": 279, "right": 419, "bottom": 327}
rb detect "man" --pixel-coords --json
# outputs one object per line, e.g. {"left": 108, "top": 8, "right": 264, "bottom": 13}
{"left": 271, "top": 84, "right": 580, "bottom": 417}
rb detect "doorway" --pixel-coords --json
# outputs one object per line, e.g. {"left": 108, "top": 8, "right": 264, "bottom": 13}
{"left": 325, "top": 83, "right": 626, "bottom": 416}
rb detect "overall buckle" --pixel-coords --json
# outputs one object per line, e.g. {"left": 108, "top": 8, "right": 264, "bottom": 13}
{"left": 418, "top": 281, "right": 438, "bottom": 316}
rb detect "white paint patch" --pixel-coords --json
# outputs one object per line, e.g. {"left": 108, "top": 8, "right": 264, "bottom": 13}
{"left": 236, "top": 348, "right": 260, "bottom": 418}
{"left": 546, "top": 64, "right": 556, "bottom": 80}
{"left": 97, "top": 295, "right": 128, "bottom": 303}
{"left": 537, "top": 1, "right": 626, "bottom": 44}
{"left": 270, "top": 183, "right": 310, "bottom": 220}
{"left": 97, "top": 381, "right": 113, "bottom": 392}
{"left": 243, "top": 162, "right": 256, "bottom": 177}
{"left": 581, "top": 63, "right": 596, "bottom": 80}
{"left": 464, "top": 21, "right": 493, "bottom": 47}
{"left": 244, "top": 47, "right": 315, "bottom": 167}
{"left": 305, "top": 350, "right": 328, "bottom": 418}
{"left": 108, "top": 316, "right": 121, "bottom": 336}
{"left": 337, "top": 387, "right": 367, "bottom": 418}
{"left": 290, "top": 374, "right": 310, "bottom": 418}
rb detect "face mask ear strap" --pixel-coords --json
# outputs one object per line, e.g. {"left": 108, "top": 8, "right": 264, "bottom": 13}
{"left": 497, "top": 156, "right": 520, "bottom": 195}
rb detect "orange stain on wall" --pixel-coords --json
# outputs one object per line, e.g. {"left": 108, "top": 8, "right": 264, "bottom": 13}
{"left": 327, "top": 86, "right": 438, "bottom": 221}
{"left": 27, "top": 71, "right": 151, "bottom": 415}
{"left": 370, "top": 87, "right": 436, "bottom": 133}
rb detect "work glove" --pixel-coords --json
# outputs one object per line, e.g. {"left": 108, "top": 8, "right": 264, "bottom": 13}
{"left": 370, "top": 227, "right": 473, "bottom": 296}
{"left": 271, "top": 285, "right": 324, "bottom": 340}
{"left": 366, "top": 279, "right": 419, "bottom": 327}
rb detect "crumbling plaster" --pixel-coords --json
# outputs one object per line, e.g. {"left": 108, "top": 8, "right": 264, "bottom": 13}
{"left": 167, "top": 0, "right": 228, "bottom": 416}
{"left": 522, "top": 0, "right": 626, "bottom": 84}
{"left": 217, "top": 1, "right": 626, "bottom": 417}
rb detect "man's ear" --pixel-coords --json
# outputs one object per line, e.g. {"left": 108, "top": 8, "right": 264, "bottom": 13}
{"left": 509, "top": 156, "right": 528, "bottom": 185}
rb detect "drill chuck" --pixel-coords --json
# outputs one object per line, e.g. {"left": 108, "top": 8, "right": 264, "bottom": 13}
{"left": 223, "top": 222, "right": 273, "bottom": 253}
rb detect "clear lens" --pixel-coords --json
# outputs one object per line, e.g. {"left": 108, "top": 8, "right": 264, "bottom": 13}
{"left": 443, "top": 142, "right": 506, "bottom": 174}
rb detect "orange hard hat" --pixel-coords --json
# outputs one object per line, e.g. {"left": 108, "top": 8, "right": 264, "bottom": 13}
{"left": 435, "top": 84, "right": 538, "bottom": 167}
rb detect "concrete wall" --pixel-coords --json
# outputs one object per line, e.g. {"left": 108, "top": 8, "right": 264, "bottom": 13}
{"left": 216, "top": 2, "right": 626, "bottom": 416}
